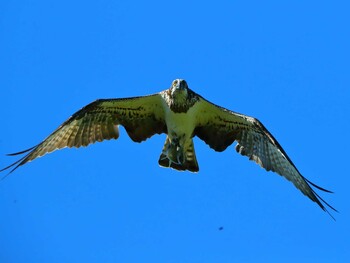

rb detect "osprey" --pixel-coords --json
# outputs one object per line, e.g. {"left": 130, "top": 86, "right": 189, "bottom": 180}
{"left": 1, "top": 79, "right": 336, "bottom": 217}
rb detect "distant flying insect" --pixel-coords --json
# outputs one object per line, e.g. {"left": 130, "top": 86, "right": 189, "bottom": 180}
{"left": 1, "top": 79, "right": 336, "bottom": 217}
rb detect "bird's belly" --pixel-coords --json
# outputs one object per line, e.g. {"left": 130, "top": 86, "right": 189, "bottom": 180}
{"left": 164, "top": 106, "right": 198, "bottom": 140}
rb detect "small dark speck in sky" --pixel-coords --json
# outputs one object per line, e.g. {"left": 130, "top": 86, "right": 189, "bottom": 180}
{"left": 218, "top": 226, "right": 224, "bottom": 231}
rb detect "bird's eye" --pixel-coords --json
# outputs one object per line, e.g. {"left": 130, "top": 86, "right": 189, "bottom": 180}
{"left": 173, "top": 80, "right": 178, "bottom": 86}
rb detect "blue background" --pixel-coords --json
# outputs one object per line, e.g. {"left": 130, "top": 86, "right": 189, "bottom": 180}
{"left": 1, "top": 1, "right": 349, "bottom": 262}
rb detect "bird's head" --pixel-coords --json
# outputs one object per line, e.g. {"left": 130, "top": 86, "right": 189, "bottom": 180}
{"left": 164, "top": 79, "right": 198, "bottom": 113}
{"left": 170, "top": 79, "right": 189, "bottom": 101}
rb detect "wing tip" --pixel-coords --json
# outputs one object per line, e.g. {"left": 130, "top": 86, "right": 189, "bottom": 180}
{"left": 0, "top": 162, "right": 23, "bottom": 181}
{"left": 0, "top": 145, "right": 39, "bottom": 179}
{"left": 299, "top": 175, "right": 337, "bottom": 220}
{"left": 5, "top": 146, "right": 37, "bottom": 156}
{"left": 304, "top": 177, "right": 334, "bottom": 193}
{"left": 311, "top": 187, "right": 338, "bottom": 220}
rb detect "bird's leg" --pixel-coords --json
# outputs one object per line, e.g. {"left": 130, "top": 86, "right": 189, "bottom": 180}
{"left": 166, "top": 137, "right": 184, "bottom": 165}
{"left": 158, "top": 135, "right": 188, "bottom": 169}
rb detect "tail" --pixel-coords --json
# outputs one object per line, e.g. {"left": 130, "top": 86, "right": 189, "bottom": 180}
{"left": 158, "top": 136, "right": 199, "bottom": 172}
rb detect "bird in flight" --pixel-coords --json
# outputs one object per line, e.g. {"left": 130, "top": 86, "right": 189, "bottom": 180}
{"left": 1, "top": 79, "right": 336, "bottom": 217}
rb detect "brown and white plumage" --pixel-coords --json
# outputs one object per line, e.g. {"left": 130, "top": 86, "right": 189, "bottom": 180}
{"left": 2, "top": 94, "right": 166, "bottom": 170}
{"left": 1, "top": 79, "right": 336, "bottom": 217}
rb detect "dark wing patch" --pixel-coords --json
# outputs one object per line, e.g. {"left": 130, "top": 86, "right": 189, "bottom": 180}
{"left": 194, "top": 120, "right": 244, "bottom": 152}
{"left": 194, "top": 97, "right": 336, "bottom": 217}
{"left": 1, "top": 94, "right": 166, "bottom": 174}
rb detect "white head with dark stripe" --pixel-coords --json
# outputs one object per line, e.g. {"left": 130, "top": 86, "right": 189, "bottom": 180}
{"left": 166, "top": 79, "right": 198, "bottom": 113}
{"left": 170, "top": 79, "right": 188, "bottom": 99}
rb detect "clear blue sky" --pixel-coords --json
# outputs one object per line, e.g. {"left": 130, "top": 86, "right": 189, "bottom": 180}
{"left": 1, "top": 1, "right": 349, "bottom": 262}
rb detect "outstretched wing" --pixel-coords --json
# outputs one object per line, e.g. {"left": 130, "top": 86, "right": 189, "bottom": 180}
{"left": 1, "top": 93, "right": 166, "bottom": 174}
{"left": 194, "top": 96, "right": 336, "bottom": 216}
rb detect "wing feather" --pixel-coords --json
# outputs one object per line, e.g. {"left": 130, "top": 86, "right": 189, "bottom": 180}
{"left": 194, "top": 97, "right": 336, "bottom": 216}
{"left": 1, "top": 93, "right": 166, "bottom": 174}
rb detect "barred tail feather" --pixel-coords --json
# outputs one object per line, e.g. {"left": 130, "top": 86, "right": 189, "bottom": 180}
{"left": 158, "top": 137, "right": 199, "bottom": 172}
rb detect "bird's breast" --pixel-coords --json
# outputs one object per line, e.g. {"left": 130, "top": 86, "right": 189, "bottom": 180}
{"left": 163, "top": 102, "right": 200, "bottom": 139}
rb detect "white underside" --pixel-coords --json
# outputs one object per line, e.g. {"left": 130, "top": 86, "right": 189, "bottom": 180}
{"left": 162, "top": 100, "right": 201, "bottom": 142}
